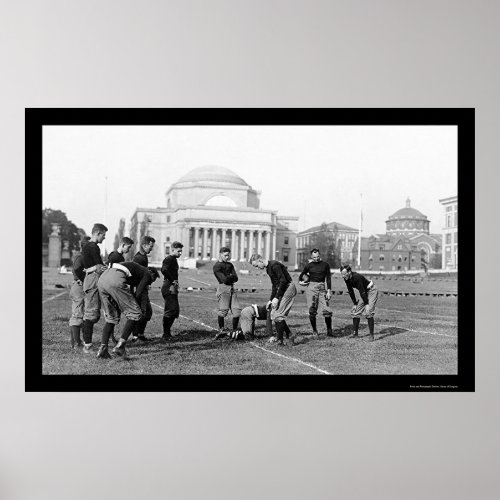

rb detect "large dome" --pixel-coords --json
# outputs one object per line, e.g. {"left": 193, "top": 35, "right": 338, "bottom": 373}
{"left": 173, "top": 165, "right": 249, "bottom": 187}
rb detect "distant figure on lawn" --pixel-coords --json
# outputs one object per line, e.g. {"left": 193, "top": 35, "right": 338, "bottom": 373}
{"left": 249, "top": 254, "right": 297, "bottom": 346}
{"left": 340, "top": 264, "right": 379, "bottom": 342}
{"left": 213, "top": 247, "right": 241, "bottom": 340}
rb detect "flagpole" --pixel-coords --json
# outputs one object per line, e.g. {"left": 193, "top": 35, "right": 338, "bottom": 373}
{"left": 357, "top": 193, "right": 362, "bottom": 269}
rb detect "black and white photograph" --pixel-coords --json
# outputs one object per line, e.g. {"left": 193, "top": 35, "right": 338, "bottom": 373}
{"left": 29, "top": 108, "right": 473, "bottom": 391}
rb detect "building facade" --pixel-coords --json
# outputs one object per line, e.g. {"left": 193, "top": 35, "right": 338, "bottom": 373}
{"left": 296, "top": 222, "right": 358, "bottom": 268}
{"left": 353, "top": 198, "right": 442, "bottom": 271}
{"left": 129, "top": 165, "right": 298, "bottom": 268}
{"left": 439, "top": 195, "right": 458, "bottom": 270}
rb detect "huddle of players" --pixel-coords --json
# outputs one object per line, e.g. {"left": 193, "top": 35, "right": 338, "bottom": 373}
{"left": 218, "top": 247, "right": 379, "bottom": 346}
{"left": 69, "top": 223, "right": 184, "bottom": 359}
{"left": 69, "top": 223, "right": 380, "bottom": 358}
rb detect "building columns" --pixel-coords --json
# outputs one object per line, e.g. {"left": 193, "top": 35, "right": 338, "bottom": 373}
{"left": 265, "top": 231, "right": 271, "bottom": 260}
{"left": 202, "top": 227, "right": 208, "bottom": 259}
{"left": 221, "top": 229, "right": 227, "bottom": 250}
{"left": 211, "top": 228, "right": 217, "bottom": 259}
{"left": 248, "top": 230, "right": 254, "bottom": 260}
{"left": 272, "top": 229, "right": 277, "bottom": 260}
{"left": 239, "top": 230, "right": 245, "bottom": 261}
{"left": 256, "top": 230, "right": 262, "bottom": 257}
{"left": 230, "top": 229, "right": 236, "bottom": 258}
{"left": 193, "top": 227, "right": 199, "bottom": 259}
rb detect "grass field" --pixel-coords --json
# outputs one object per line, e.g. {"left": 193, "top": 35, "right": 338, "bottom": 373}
{"left": 41, "top": 280, "right": 458, "bottom": 376}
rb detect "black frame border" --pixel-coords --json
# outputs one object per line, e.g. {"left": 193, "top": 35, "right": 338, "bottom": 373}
{"left": 27, "top": 108, "right": 474, "bottom": 392}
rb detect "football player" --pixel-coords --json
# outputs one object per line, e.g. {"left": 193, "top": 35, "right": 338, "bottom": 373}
{"left": 81, "top": 223, "right": 108, "bottom": 354}
{"left": 340, "top": 264, "right": 379, "bottom": 341}
{"left": 298, "top": 248, "right": 333, "bottom": 336}
{"left": 249, "top": 254, "right": 297, "bottom": 346}
{"left": 131, "top": 236, "right": 156, "bottom": 342}
{"left": 213, "top": 247, "right": 241, "bottom": 340}
{"left": 107, "top": 237, "right": 134, "bottom": 264}
{"left": 160, "top": 241, "right": 184, "bottom": 342}
{"left": 96, "top": 262, "right": 159, "bottom": 359}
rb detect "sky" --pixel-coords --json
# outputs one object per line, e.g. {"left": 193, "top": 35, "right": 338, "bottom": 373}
{"left": 42, "top": 125, "right": 457, "bottom": 252}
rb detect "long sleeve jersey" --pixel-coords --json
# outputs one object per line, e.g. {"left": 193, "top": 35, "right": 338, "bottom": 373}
{"left": 213, "top": 261, "right": 239, "bottom": 285}
{"left": 298, "top": 260, "right": 332, "bottom": 289}
{"left": 82, "top": 241, "right": 103, "bottom": 268}
{"left": 161, "top": 255, "right": 179, "bottom": 282}
{"left": 133, "top": 251, "right": 148, "bottom": 267}
{"left": 72, "top": 254, "right": 85, "bottom": 282}
{"left": 344, "top": 271, "right": 372, "bottom": 305}
{"left": 266, "top": 260, "right": 292, "bottom": 300}
{"left": 116, "top": 261, "right": 153, "bottom": 298}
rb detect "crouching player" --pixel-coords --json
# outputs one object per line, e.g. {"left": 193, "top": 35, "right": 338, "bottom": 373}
{"left": 96, "top": 262, "right": 159, "bottom": 359}
{"left": 239, "top": 303, "right": 274, "bottom": 341}
{"left": 340, "top": 264, "right": 379, "bottom": 342}
{"left": 249, "top": 254, "right": 297, "bottom": 346}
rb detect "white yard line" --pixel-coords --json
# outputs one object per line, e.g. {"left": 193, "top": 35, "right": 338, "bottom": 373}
{"left": 377, "top": 323, "right": 457, "bottom": 338}
{"left": 42, "top": 291, "right": 67, "bottom": 303}
{"left": 151, "top": 301, "right": 331, "bottom": 375}
{"left": 377, "top": 307, "right": 457, "bottom": 319}
{"left": 185, "top": 277, "right": 213, "bottom": 286}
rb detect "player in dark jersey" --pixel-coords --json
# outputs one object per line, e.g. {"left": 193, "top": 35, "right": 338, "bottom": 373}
{"left": 160, "top": 241, "right": 183, "bottom": 342}
{"left": 131, "top": 236, "right": 156, "bottom": 342}
{"left": 107, "top": 237, "right": 134, "bottom": 264}
{"left": 250, "top": 254, "right": 297, "bottom": 346}
{"left": 213, "top": 247, "right": 241, "bottom": 340}
{"left": 340, "top": 264, "right": 380, "bottom": 342}
{"left": 81, "top": 223, "right": 108, "bottom": 354}
{"left": 68, "top": 236, "right": 91, "bottom": 348}
{"left": 96, "top": 262, "right": 159, "bottom": 359}
{"left": 298, "top": 249, "right": 333, "bottom": 337}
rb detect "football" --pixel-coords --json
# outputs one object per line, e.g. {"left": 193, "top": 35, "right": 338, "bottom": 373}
{"left": 299, "top": 275, "right": 310, "bottom": 285}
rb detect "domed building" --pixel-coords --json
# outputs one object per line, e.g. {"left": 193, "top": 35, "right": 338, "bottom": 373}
{"left": 129, "top": 165, "right": 298, "bottom": 267}
{"left": 386, "top": 198, "right": 430, "bottom": 237}
{"left": 354, "top": 198, "right": 442, "bottom": 271}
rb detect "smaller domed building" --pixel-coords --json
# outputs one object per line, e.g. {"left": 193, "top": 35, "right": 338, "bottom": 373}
{"left": 354, "top": 198, "right": 442, "bottom": 271}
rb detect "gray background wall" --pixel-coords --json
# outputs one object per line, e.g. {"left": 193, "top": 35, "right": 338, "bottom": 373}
{"left": 1, "top": 1, "right": 497, "bottom": 499}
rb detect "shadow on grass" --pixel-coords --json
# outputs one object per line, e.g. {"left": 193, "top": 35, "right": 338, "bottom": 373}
{"left": 376, "top": 326, "right": 408, "bottom": 340}
{"left": 128, "top": 328, "right": 246, "bottom": 355}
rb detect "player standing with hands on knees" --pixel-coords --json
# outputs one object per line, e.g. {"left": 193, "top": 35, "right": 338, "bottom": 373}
{"left": 249, "top": 254, "right": 297, "bottom": 346}
{"left": 298, "top": 248, "right": 334, "bottom": 337}
{"left": 340, "top": 264, "right": 379, "bottom": 342}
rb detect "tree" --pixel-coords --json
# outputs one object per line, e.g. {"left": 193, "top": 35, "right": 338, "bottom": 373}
{"left": 113, "top": 218, "right": 126, "bottom": 251}
{"left": 304, "top": 223, "right": 341, "bottom": 268}
{"left": 42, "top": 208, "right": 86, "bottom": 254}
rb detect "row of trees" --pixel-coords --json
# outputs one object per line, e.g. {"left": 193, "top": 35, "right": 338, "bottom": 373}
{"left": 300, "top": 222, "right": 342, "bottom": 268}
